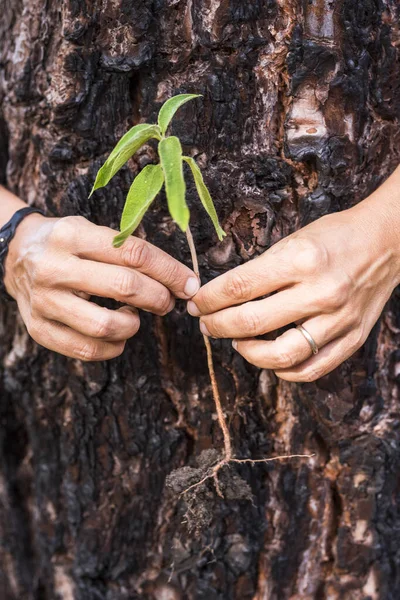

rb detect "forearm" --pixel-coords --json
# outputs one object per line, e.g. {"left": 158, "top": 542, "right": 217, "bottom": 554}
{"left": 0, "top": 185, "right": 28, "bottom": 224}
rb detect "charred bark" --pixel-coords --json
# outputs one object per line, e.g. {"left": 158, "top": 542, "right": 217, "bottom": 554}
{"left": 1, "top": 1, "right": 400, "bottom": 598}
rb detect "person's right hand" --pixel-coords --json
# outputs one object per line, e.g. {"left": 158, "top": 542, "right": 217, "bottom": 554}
{"left": 4, "top": 214, "right": 199, "bottom": 361}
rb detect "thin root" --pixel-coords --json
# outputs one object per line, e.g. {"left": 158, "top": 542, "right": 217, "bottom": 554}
{"left": 213, "top": 468, "right": 224, "bottom": 498}
{"left": 231, "top": 453, "right": 315, "bottom": 465}
{"left": 180, "top": 453, "right": 314, "bottom": 497}
{"left": 181, "top": 459, "right": 228, "bottom": 497}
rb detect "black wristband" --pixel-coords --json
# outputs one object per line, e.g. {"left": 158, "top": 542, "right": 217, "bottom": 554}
{"left": 0, "top": 206, "right": 45, "bottom": 301}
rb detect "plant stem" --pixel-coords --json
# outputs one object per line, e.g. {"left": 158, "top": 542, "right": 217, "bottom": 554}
{"left": 186, "top": 226, "right": 232, "bottom": 461}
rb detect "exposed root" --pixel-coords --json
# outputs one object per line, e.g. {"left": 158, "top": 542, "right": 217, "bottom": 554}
{"left": 231, "top": 453, "right": 315, "bottom": 465}
{"left": 180, "top": 453, "right": 315, "bottom": 497}
{"left": 180, "top": 458, "right": 228, "bottom": 497}
{"left": 166, "top": 449, "right": 314, "bottom": 533}
{"left": 174, "top": 228, "right": 315, "bottom": 533}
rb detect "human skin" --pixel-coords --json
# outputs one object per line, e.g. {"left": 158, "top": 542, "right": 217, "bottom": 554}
{"left": 189, "top": 166, "right": 400, "bottom": 383}
{"left": 1, "top": 186, "right": 199, "bottom": 361}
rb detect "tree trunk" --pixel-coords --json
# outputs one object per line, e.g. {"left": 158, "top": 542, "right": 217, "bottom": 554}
{"left": 1, "top": 1, "right": 400, "bottom": 598}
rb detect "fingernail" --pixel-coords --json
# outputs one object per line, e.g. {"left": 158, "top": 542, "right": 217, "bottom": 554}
{"left": 232, "top": 340, "right": 238, "bottom": 350}
{"left": 187, "top": 300, "right": 201, "bottom": 316}
{"left": 184, "top": 277, "right": 200, "bottom": 297}
{"left": 200, "top": 321, "right": 210, "bottom": 336}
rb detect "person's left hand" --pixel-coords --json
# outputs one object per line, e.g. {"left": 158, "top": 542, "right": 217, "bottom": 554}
{"left": 187, "top": 196, "right": 400, "bottom": 382}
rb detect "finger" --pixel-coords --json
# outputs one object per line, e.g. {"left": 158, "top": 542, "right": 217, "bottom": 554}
{"left": 233, "top": 315, "right": 349, "bottom": 370}
{"left": 27, "top": 318, "right": 126, "bottom": 362}
{"left": 199, "top": 287, "right": 316, "bottom": 339}
{"left": 61, "top": 217, "right": 199, "bottom": 299}
{"left": 188, "top": 249, "right": 295, "bottom": 316}
{"left": 36, "top": 292, "right": 140, "bottom": 341}
{"left": 274, "top": 329, "right": 366, "bottom": 382}
{"left": 60, "top": 258, "right": 175, "bottom": 316}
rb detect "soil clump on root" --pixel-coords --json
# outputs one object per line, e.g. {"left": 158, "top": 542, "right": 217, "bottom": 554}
{"left": 166, "top": 449, "right": 253, "bottom": 533}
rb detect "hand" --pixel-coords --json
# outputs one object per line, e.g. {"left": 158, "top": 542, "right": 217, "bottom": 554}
{"left": 5, "top": 214, "right": 199, "bottom": 361}
{"left": 188, "top": 191, "right": 400, "bottom": 382}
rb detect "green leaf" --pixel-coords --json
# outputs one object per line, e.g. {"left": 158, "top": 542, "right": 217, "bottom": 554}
{"left": 89, "top": 124, "right": 161, "bottom": 197}
{"left": 159, "top": 136, "right": 189, "bottom": 232}
{"left": 158, "top": 94, "right": 202, "bottom": 136}
{"left": 112, "top": 164, "right": 165, "bottom": 248}
{"left": 183, "top": 156, "right": 226, "bottom": 241}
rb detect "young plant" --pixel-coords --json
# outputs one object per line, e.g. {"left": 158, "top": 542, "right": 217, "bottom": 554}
{"left": 90, "top": 94, "right": 311, "bottom": 530}
{"left": 90, "top": 94, "right": 225, "bottom": 247}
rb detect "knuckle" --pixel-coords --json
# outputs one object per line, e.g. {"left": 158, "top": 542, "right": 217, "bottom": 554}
{"left": 27, "top": 319, "right": 42, "bottom": 342}
{"left": 317, "top": 289, "right": 336, "bottom": 312}
{"left": 91, "top": 313, "right": 114, "bottom": 338}
{"left": 49, "top": 216, "right": 84, "bottom": 245}
{"left": 351, "top": 328, "right": 366, "bottom": 352}
{"left": 122, "top": 239, "right": 151, "bottom": 269}
{"left": 130, "top": 314, "right": 141, "bottom": 335}
{"left": 157, "top": 290, "right": 172, "bottom": 315}
{"left": 225, "top": 270, "right": 253, "bottom": 302}
{"left": 163, "top": 259, "right": 183, "bottom": 287}
{"left": 292, "top": 239, "right": 327, "bottom": 277}
{"left": 348, "top": 310, "right": 362, "bottom": 330}
{"left": 112, "top": 342, "right": 126, "bottom": 359}
{"left": 114, "top": 269, "right": 136, "bottom": 298}
{"left": 322, "top": 290, "right": 340, "bottom": 311}
{"left": 301, "top": 365, "right": 325, "bottom": 383}
{"left": 319, "top": 278, "right": 351, "bottom": 312}
{"left": 74, "top": 342, "right": 101, "bottom": 362}
{"left": 274, "top": 349, "right": 295, "bottom": 369}
{"left": 238, "top": 306, "right": 261, "bottom": 336}
{"left": 205, "top": 316, "right": 221, "bottom": 338}
{"left": 65, "top": 215, "right": 86, "bottom": 225}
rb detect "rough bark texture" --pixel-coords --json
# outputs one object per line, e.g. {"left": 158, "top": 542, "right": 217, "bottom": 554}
{"left": 1, "top": 1, "right": 400, "bottom": 599}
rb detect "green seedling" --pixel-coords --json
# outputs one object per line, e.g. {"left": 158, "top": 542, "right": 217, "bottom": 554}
{"left": 90, "top": 94, "right": 225, "bottom": 246}
{"left": 90, "top": 94, "right": 312, "bottom": 532}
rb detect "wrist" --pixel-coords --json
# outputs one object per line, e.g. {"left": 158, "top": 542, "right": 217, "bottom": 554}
{"left": 349, "top": 180, "right": 400, "bottom": 287}
{"left": 3, "top": 212, "right": 48, "bottom": 299}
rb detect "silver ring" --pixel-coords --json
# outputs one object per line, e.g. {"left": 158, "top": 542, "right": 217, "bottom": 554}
{"left": 296, "top": 325, "right": 319, "bottom": 355}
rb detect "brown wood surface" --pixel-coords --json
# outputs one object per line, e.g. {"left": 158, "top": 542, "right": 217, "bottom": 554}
{"left": 1, "top": 1, "right": 400, "bottom": 598}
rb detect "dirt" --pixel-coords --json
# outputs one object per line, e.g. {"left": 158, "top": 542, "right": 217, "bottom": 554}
{"left": 166, "top": 449, "right": 253, "bottom": 534}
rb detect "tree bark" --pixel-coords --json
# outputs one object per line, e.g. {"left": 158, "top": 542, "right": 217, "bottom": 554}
{"left": 1, "top": 1, "right": 400, "bottom": 598}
